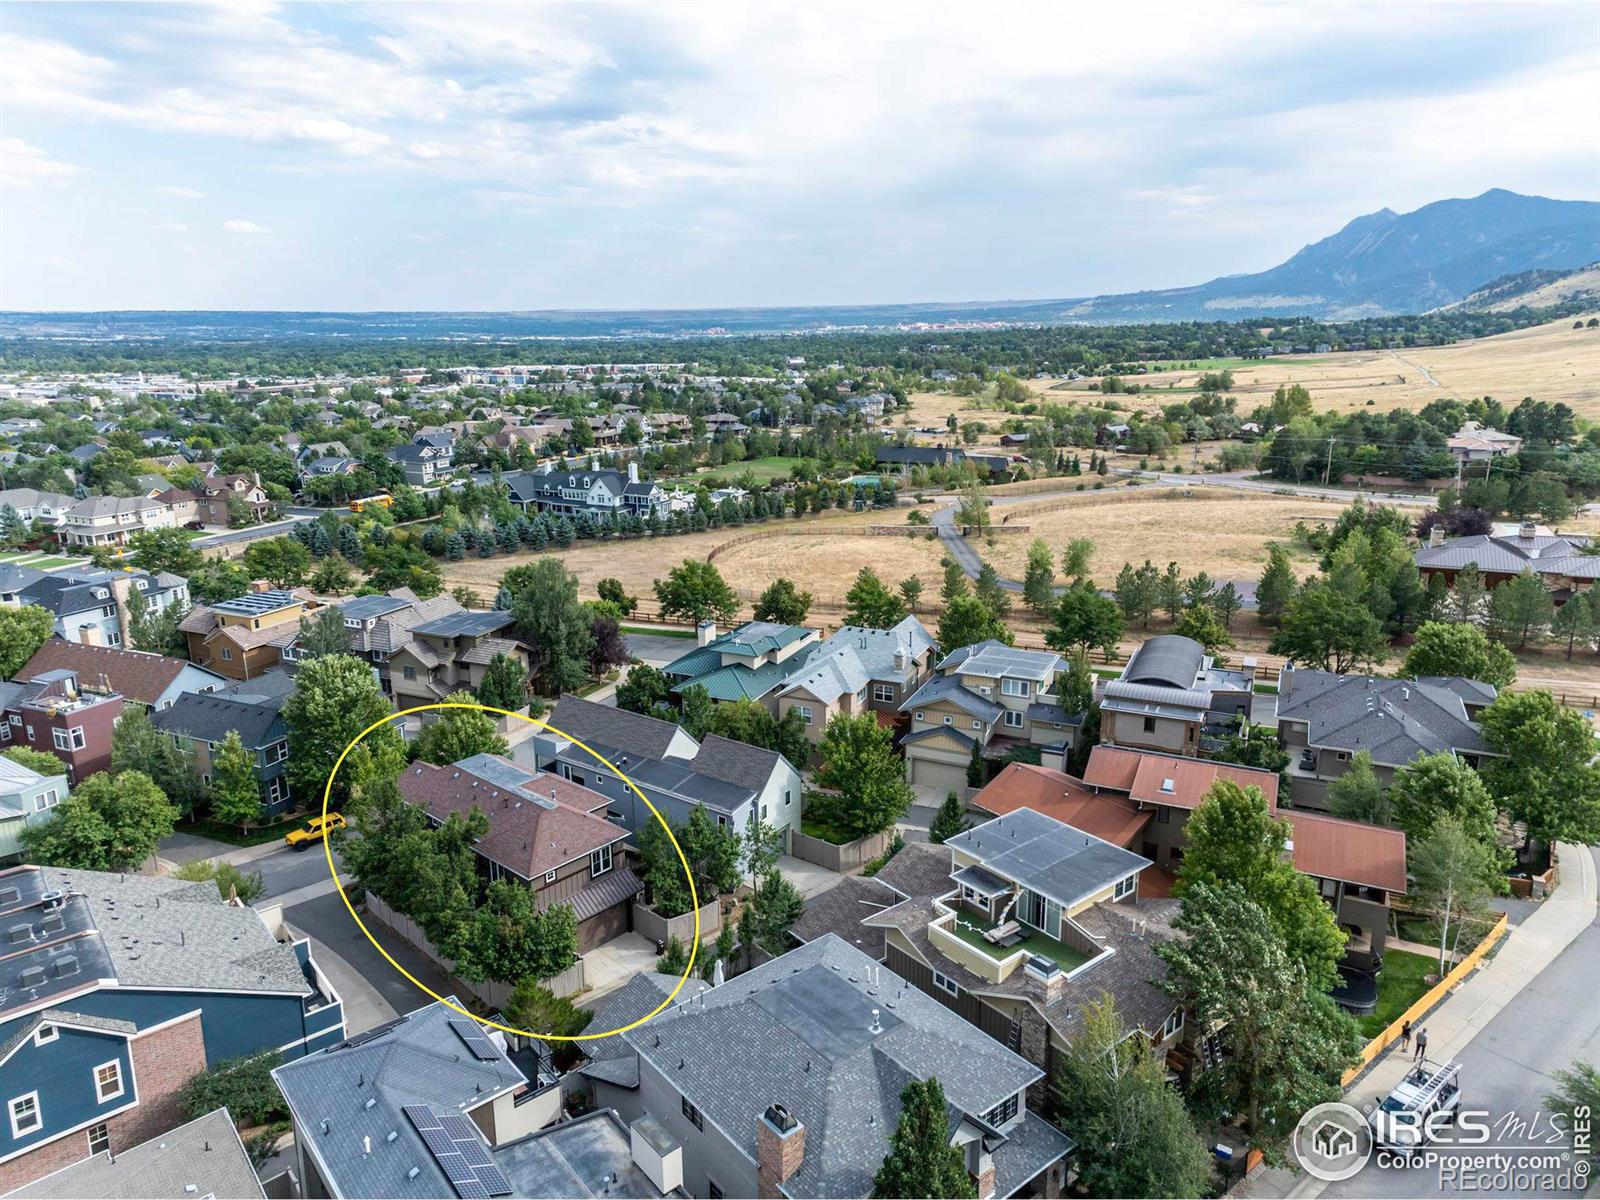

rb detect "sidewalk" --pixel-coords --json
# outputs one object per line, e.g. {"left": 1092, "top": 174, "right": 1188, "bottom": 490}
{"left": 154, "top": 830, "right": 296, "bottom": 874}
{"left": 1238, "top": 840, "right": 1598, "bottom": 1199}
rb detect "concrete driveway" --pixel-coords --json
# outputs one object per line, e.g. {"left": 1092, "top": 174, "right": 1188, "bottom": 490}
{"left": 778, "top": 854, "right": 848, "bottom": 900}
{"left": 581, "top": 932, "right": 660, "bottom": 1000}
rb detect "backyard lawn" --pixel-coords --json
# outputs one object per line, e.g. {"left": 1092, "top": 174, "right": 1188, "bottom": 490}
{"left": 1358, "top": 948, "right": 1438, "bottom": 1038}
{"left": 695, "top": 456, "right": 805, "bottom": 485}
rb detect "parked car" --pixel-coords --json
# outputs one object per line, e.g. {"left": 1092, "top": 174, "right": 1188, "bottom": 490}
{"left": 1369, "top": 1059, "right": 1462, "bottom": 1148}
{"left": 286, "top": 812, "right": 347, "bottom": 850}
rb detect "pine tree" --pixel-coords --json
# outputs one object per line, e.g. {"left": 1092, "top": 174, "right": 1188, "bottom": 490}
{"left": 1256, "top": 544, "right": 1297, "bottom": 626}
{"left": 1552, "top": 595, "right": 1596, "bottom": 660}
{"left": 940, "top": 557, "right": 968, "bottom": 606}
{"left": 1021, "top": 538, "right": 1056, "bottom": 615}
{"left": 873, "top": 1078, "right": 976, "bottom": 1200}
{"left": 929, "top": 792, "right": 969, "bottom": 843}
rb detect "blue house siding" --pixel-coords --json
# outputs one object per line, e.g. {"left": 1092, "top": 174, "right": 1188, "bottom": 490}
{"left": 62, "top": 989, "right": 316, "bottom": 1063}
{"left": 549, "top": 756, "right": 757, "bottom": 854}
{"left": 0, "top": 1026, "right": 132, "bottom": 1162}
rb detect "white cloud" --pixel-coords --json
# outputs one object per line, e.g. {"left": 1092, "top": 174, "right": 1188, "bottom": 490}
{"left": 0, "top": 136, "right": 78, "bottom": 187}
{"left": 157, "top": 185, "right": 206, "bottom": 199}
{"left": 154, "top": 221, "right": 189, "bottom": 232}
{"left": 223, "top": 219, "right": 268, "bottom": 235}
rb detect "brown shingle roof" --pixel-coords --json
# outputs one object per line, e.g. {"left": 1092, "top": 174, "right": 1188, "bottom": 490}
{"left": 1085, "top": 745, "right": 1280, "bottom": 810}
{"left": 396, "top": 759, "right": 626, "bottom": 880}
{"left": 1285, "top": 811, "right": 1407, "bottom": 894}
{"left": 974, "top": 763, "right": 1153, "bottom": 847}
{"left": 16, "top": 640, "right": 212, "bottom": 707}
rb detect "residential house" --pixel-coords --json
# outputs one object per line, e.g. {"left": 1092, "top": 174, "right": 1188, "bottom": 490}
{"left": 1275, "top": 666, "right": 1498, "bottom": 809}
{"left": 0, "top": 757, "right": 68, "bottom": 864}
{"left": 9, "top": 1108, "right": 265, "bottom": 1200}
{"left": 599, "top": 935, "right": 1074, "bottom": 1199}
{"left": 875, "top": 444, "right": 965, "bottom": 475}
{"left": 537, "top": 697, "right": 804, "bottom": 853}
{"left": 149, "top": 673, "right": 295, "bottom": 816}
{"left": 774, "top": 616, "right": 938, "bottom": 747}
{"left": 168, "top": 472, "right": 272, "bottom": 527}
{"left": 281, "top": 588, "right": 462, "bottom": 695}
{"left": 661, "top": 621, "right": 821, "bottom": 709}
{"left": 398, "top": 754, "right": 640, "bottom": 953}
{"left": 1011, "top": 749, "right": 1406, "bottom": 970}
{"left": 16, "top": 567, "right": 190, "bottom": 650}
{"left": 0, "top": 865, "right": 343, "bottom": 1191}
{"left": 0, "top": 490, "right": 74, "bottom": 528}
{"left": 1447, "top": 421, "right": 1522, "bottom": 466}
{"left": 15, "top": 641, "right": 225, "bottom": 713}
{"left": 790, "top": 840, "right": 962, "bottom": 963}
{"left": 699, "top": 411, "right": 748, "bottom": 439}
{"left": 386, "top": 441, "right": 453, "bottom": 487}
{"left": 0, "top": 671, "right": 122, "bottom": 784}
{"left": 501, "top": 462, "right": 669, "bottom": 521}
{"left": 55, "top": 496, "right": 176, "bottom": 549}
{"left": 179, "top": 587, "right": 323, "bottom": 681}
{"left": 386, "top": 610, "right": 532, "bottom": 710}
{"left": 898, "top": 641, "right": 1080, "bottom": 793}
{"left": 1098, "top": 634, "right": 1255, "bottom": 756}
{"left": 272, "top": 1000, "right": 570, "bottom": 1200}
{"left": 1415, "top": 521, "right": 1598, "bottom": 602}
{"left": 304, "top": 455, "right": 361, "bottom": 479}
{"left": 0, "top": 564, "right": 47, "bottom": 608}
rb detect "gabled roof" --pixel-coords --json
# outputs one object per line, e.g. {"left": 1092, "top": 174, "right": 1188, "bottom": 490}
{"left": 17, "top": 640, "right": 221, "bottom": 707}
{"left": 548, "top": 695, "right": 693, "bottom": 762}
{"left": 936, "top": 639, "right": 1062, "bottom": 682}
{"left": 900, "top": 673, "right": 1004, "bottom": 722}
{"left": 1284, "top": 811, "right": 1407, "bottom": 894}
{"left": 1414, "top": 530, "right": 1600, "bottom": 579}
{"left": 150, "top": 689, "right": 286, "bottom": 749}
{"left": 974, "top": 763, "right": 1154, "bottom": 846}
{"left": 780, "top": 616, "right": 936, "bottom": 703}
{"left": 11, "top": 1108, "right": 265, "bottom": 1200}
{"left": 1276, "top": 669, "right": 1493, "bottom": 767}
{"left": 1083, "top": 745, "right": 1281, "bottom": 811}
{"left": 690, "top": 733, "right": 787, "bottom": 793}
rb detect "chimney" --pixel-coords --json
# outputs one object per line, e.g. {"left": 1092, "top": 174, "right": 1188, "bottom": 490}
{"left": 893, "top": 648, "right": 906, "bottom": 672}
{"left": 757, "top": 1105, "right": 805, "bottom": 1199}
{"left": 628, "top": 460, "right": 640, "bottom": 484}
{"left": 696, "top": 620, "right": 717, "bottom": 647}
{"left": 1519, "top": 520, "right": 1537, "bottom": 541}
{"left": 1428, "top": 524, "right": 1445, "bottom": 548}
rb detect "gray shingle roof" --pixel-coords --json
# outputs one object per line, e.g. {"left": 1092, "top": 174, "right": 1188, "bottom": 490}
{"left": 150, "top": 689, "right": 285, "bottom": 749}
{"left": 625, "top": 935, "right": 1045, "bottom": 1199}
{"left": 1277, "top": 669, "right": 1493, "bottom": 768}
{"left": 11, "top": 1108, "right": 265, "bottom": 1200}
{"left": 900, "top": 674, "right": 1005, "bottom": 721}
{"left": 271, "top": 1001, "right": 526, "bottom": 1200}
{"left": 549, "top": 695, "right": 688, "bottom": 762}
{"left": 1416, "top": 531, "right": 1600, "bottom": 579}
{"left": 690, "top": 733, "right": 785, "bottom": 793}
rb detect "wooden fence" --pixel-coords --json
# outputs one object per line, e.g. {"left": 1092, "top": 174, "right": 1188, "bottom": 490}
{"left": 364, "top": 893, "right": 587, "bottom": 1007}
{"left": 789, "top": 828, "right": 896, "bottom": 874}
{"left": 1340, "top": 912, "right": 1509, "bottom": 1086}
{"left": 632, "top": 897, "right": 722, "bottom": 947}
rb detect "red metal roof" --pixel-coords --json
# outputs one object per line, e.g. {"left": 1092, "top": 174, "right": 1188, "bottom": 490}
{"left": 1285, "top": 811, "right": 1408, "bottom": 894}
{"left": 1085, "top": 745, "right": 1280, "bottom": 811}
{"left": 972, "top": 762, "right": 1152, "bottom": 848}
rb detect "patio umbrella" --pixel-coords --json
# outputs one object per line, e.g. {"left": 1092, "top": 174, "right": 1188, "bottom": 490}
{"left": 712, "top": 957, "right": 726, "bottom": 987}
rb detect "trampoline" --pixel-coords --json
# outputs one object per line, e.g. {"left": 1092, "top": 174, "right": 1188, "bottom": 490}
{"left": 1332, "top": 966, "right": 1379, "bottom": 1015}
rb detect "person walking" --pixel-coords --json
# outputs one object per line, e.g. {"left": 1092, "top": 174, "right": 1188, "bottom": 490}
{"left": 1414, "top": 1027, "right": 1428, "bottom": 1061}
{"left": 1400, "top": 1019, "right": 1412, "bottom": 1053}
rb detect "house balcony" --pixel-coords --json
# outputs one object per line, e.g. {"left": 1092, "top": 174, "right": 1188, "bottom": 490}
{"left": 928, "top": 901, "right": 1089, "bottom": 984}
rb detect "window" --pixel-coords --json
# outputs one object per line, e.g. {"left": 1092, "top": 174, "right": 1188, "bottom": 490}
{"left": 1001, "top": 678, "right": 1029, "bottom": 698}
{"left": 590, "top": 844, "right": 613, "bottom": 877}
{"left": 707, "top": 1182, "right": 724, "bottom": 1200}
{"left": 403, "top": 666, "right": 416, "bottom": 680}
{"left": 1004, "top": 709, "right": 1024, "bottom": 729}
{"left": 873, "top": 684, "right": 895, "bottom": 703}
{"left": 32, "top": 789, "right": 60, "bottom": 813}
{"left": 932, "top": 970, "right": 959, "bottom": 997}
{"left": 984, "top": 1093, "right": 1019, "bottom": 1127}
{"left": 53, "top": 727, "right": 86, "bottom": 752}
{"left": 87, "top": 1122, "right": 109, "bottom": 1155}
{"left": 681, "top": 1095, "right": 703, "bottom": 1131}
{"left": 972, "top": 719, "right": 982, "bottom": 730}
{"left": 1162, "top": 1008, "right": 1185, "bottom": 1040}
{"left": 1155, "top": 806, "right": 1170, "bottom": 825}
{"left": 33, "top": 1025, "right": 57, "bottom": 1046}
{"left": 94, "top": 1061, "right": 124, "bottom": 1102}
{"left": 760, "top": 804, "right": 768, "bottom": 819}
{"left": 1142, "top": 716, "right": 1157, "bottom": 733}
{"left": 793, "top": 704, "right": 813, "bottom": 726}
{"left": 913, "top": 711, "right": 925, "bottom": 722}
{"left": 220, "top": 647, "right": 232, "bottom": 661}
{"left": 9, "top": 1093, "right": 40, "bottom": 1137}
{"left": 270, "top": 740, "right": 289, "bottom": 763}
{"left": 784, "top": 790, "right": 792, "bottom": 807}
{"left": 943, "top": 715, "right": 952, "bottom": 725}
{"left": 1113, "top": 875, "right": 1136, "bottom": 901}
{"left": 544, "top": 869, "right": 557, "bottom": 883}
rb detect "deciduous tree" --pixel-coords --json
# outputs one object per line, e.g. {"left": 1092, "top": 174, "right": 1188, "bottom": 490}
{"left": 283, "top": 653, "right": 403, "bottom": 806}
{"left": 653, "top": 559, "right": 739, "bottom": 627}
{"left": 815, "top": 712, "right": 913, "bottom": 839}
{"left": 21, "top": 770, "right": 178, "bottom": 872}
{"left": 754, "top": 577, "right": 813, "bottom": 625}
{"left": 1480, "top": 689, "right": 1600, "bottom": 848}
{"left": 1401, "top": 622, "right": 1516, "bottom": 688}
{"left": 510, "top": 558, "right": 596, "bottom": 695}
{"left": 0, "top": 605, "right": 52, "bottom": 679}
{"left": 208, "top": 731, "right": 264, "bottom": 827}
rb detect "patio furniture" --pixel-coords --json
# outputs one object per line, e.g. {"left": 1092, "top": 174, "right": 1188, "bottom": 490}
{"left": 984, "top": 919, "right": 1021, "bottom": 945}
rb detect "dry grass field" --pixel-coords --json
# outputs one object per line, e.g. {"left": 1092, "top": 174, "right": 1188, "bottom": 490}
{"left": 1027, "top": 315, "right": 1600, "bottom": 418}
{"left": 981, "top": 488, "right": 1352, "bottom": 585}
{"left": 711, "top": 530, "right": 947, "bottom": 604}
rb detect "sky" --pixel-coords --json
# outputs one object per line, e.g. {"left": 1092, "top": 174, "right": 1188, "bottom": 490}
{"left": 1, "top": 1, "right": 1597, "bottom": 312}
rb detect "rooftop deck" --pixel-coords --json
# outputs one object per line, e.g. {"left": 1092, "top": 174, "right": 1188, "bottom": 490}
{"left": 942, "top": 911, "right": 1089, "bottom": 974}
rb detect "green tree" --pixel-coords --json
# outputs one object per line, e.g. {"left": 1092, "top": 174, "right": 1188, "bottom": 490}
{"left": 814, "top": 712, "right": 914, "bottom": 839}
{"left": 2, "top": 747, "right": 67, "bottom": 776}
{"left": 1256, "top": 545, "right": 1297, "bottom": 626}
{"left": 505, "top": 978, "right": 592, "bottom": 1042}
{"left": 126, "top": 586, "right": 187, "bottom": 656}
{"left": 111, "top": 703, "right": 202, "bottom": 816}
{"left": 747, "top": 869, "right": 806, "bottom": 954}
{"left": 1022, "top": 538, "right": 1056, "bottom": 614}
{"left": 241, "top": 537, "right": 310, "bottom": 588}
{"left": 973, "top": 563, "right": 1011, "bottom": 619}
{"left": 1388, "top": 752, "right": 1499, "bottom": 848}
{"left": 615, "top": 664, "right": 672, "bottom": 715}
{"left": 474, "top": 652, "right": 529, "bottom": 711}
{"left": 1409, "top": 814, "right": 1503, "bottom": 976}
{"left": 172, "top": 858, "right": 267, "bottom": 905}
{"left": 1479, "top": 689, "right": 1600, "bottom": 848}
{"left": 21, "top": 770, "right": 178, "bottom": 872}
{"left": 309, "top": 555, "right": 355, "bottom": 595}
{"left": 873, "top": 1077, "right": 977, "bottom": 1200}
{"left": 937, "top": 593, "right": 1011, "bottom": 653}
{"left": 1051, "top": 998, "right": 1213, "bottom": 1199}
{"left": 1177, "top": 780, "right": 1346, "bottom": 991}
{"left": 510, "top": 558, "right": 596, "bottom": 695}
{"left": 127, "top": 527, "right": 204, "bottom": 577}
{"left": 1551, "top": 595, "right": 1596, "bottom": 660}
{"left": 295, "top": 606, "right": 352, "bottom": 659}
{"left": 898, "top": 575, "right": 924, "bottom": 613}
{"left": 1401, "top": 622, "right": 1516, "bottom": 688}
{"left": 743, "top": 815, "right": 783, "bottom": 889}
{"left": 1045, "top": 579, "right": 1123, "bottom": 655}
{"left": 208, "top": 730, "right": 264, "bottom": 827}
{"left": 412, "top": 695, "right": 510, "bottom": 765}
{"left": 450, "top": 881, "right": 579, "bottom": 984}
{"left": 1114, "top": 560, "right": 1161, "bottom": 628}
{"left": 283, "top": 653, "right": 403, "bottom": 806}
{"left": 678, "top": 804, "right": 743, "bottom": 900}
{"left": 1172, "top": 603, "right": 1232, "bottom": 654}
{"left": 1159, "top": 881, "right": 1362, "bottom": 1137}
{"left": 1268, "top": 573, "right": 1386, "bottom": 673}
{"left": 1485, "top": 569, "right": 1553, "bottom": 649}
{"left": 0, "top": 605, "right": 52, "bottom": 679}
{"left": 1445, "top": 563, "right": 1488, "bottom": 624}
{"left": 928, "top": 792, "right": 969, "bottom": 844}
{"left": 1060, "top": 537, "right": 1095, "bottom": 582}
{"left": 754, "top": 577, "right": 813, "bottom": 625}
{"left": 1213, "top": 581, "right": 1244, "bottom": 629}
{"left": 176, "top": 1051, "right": 285, "bottom": 1127}
{"left": 939, "top": 557, "right": 968, "bottom": 606}
{"left": 954, "top": 480, "right": 991, "bottom": 536}
{"left": 1157, "top": 561, "right": 1185, "bottom": 623}
{"left": 1545, "top": 1063, "right": 1600, "bottom": 1145}
{"left": 1324, "top": 749, "right": 1388, "bottom": 825}
{"left": 844, "top": 567, "right": 908, "bottom": 628}
{"left": 966, "top": 738, "right": 986, "bottom": 788}
{"left": 595, "top": 577, "right": 637, "bottom": 617}
{"left": 653, "top": 559, "right": 739, "bottom": 627}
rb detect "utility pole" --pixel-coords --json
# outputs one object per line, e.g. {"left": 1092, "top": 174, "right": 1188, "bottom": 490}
{"left": 1323, "top": 437, "right": 1336, "bottom": 487}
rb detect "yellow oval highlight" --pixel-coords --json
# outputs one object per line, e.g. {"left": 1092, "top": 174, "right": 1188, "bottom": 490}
{"left": 321, "top": 701, "right": 700, "bottom": 1041}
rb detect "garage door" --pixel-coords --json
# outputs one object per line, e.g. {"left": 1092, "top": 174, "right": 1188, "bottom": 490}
{"left": 910, "top": 756, "right": 968, "bottom": 795}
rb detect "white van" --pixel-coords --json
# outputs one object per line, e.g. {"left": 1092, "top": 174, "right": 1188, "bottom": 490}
{"left": 1369, "top": 1059, "right": 1463, "bottom": 1148}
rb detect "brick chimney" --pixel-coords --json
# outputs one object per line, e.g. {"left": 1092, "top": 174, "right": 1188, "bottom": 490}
{"left": 756, "top": 1104, "right": 804, "bottom": 1199}
{"left": 1428, "top": 524, "right": 1446, "bottom": 548}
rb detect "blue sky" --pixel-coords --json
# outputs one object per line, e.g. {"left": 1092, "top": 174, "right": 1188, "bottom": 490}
{"left": 2, "top": 1, "right": 1596, "bottom": 311}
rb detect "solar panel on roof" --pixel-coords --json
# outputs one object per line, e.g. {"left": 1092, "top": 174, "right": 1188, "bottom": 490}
{"left": 449, "top": 1018, "right": 500, "bottom": 1061}
{"left": 401, "top": 1106, "right": 511, "bottom": 1199}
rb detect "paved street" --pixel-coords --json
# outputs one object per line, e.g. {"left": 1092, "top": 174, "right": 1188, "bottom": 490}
{"left": 623, "top": 632, "right": 696, "bottom": 666}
